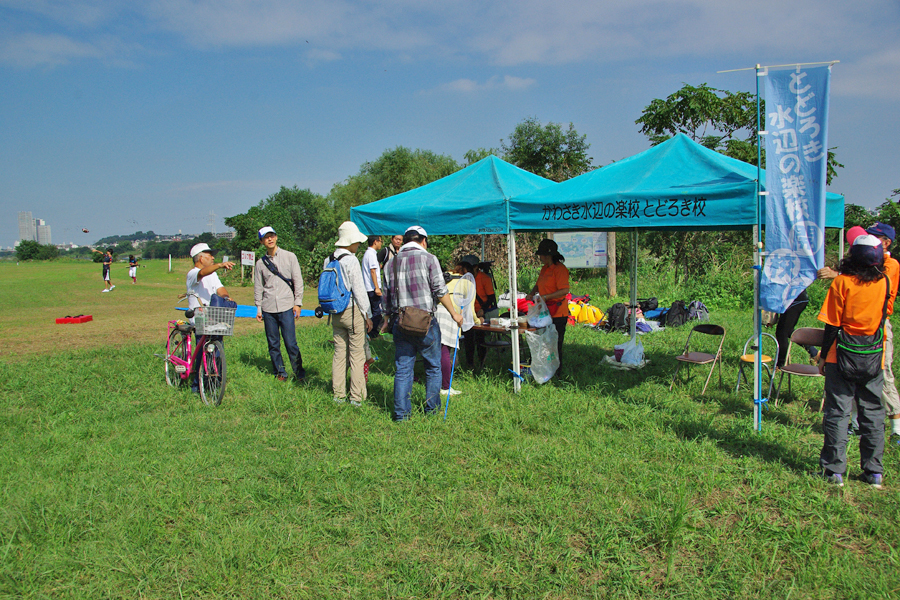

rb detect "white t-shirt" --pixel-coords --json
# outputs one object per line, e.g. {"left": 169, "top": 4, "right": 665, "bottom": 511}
{"left": 186, "top": 267, "right": 223, "bottom": 311}
{"left": 361, "top": 247, "right": 381, "bottom": 293}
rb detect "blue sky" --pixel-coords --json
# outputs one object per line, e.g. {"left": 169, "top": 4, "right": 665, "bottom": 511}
{"left": 1, "top": 0, "right": 898, "bottom": 248}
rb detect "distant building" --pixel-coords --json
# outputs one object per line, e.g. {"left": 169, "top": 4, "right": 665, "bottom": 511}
{"left": 35, "top": 219, "right": 51, "bottom": 245}
{"left": 17, "top": 212, "right": 51, "bottom": 245}
{"left": 18, "top": 211, "right": 35, "bottom": 242}
{"left": 214, "top": 231, "right": 236, "bottom": 240}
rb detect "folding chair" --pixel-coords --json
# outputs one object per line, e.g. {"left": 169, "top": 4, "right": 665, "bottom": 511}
{"left": 734, "top": 333, "right": 779, "bottom": 398}
{"left": 669, "top": 324, "right": 727, "bottom": 395}
{"left": 773, "top": 327, "right": 824, "bottom": 408}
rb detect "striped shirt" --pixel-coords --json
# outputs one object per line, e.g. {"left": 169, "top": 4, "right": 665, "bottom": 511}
{"left": 383, "top": 242, "right": 447, "bottom": 315}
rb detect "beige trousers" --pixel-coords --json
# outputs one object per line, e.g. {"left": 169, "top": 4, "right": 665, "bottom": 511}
{"left": 883, "top": 319, "right": 900, "bottom": 415}
{"left": 332, "top": 305, "right": 367, "bottom": 403}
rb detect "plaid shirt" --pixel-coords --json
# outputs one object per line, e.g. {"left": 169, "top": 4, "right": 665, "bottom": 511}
{"left": 383, "top": 243, "right": 448, "bottom": 314}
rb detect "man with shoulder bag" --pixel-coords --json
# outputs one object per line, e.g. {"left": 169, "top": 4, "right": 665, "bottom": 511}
{"left": 254, "top": 226, "right": 306, "bottom": 382}
{"left": 382, "top": 225, "right": 463, "bottom": 421}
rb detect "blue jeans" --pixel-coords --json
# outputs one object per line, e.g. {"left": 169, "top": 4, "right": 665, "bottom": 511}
{"left": 263, "top": 309, "right": 304, "bottom": 379}
{"left": 393, "top": 317, "right": 442, "bottom": 421}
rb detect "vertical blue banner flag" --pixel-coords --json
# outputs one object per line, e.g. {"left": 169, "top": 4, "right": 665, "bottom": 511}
{"left": 760, "top": 65, "right": 831, "bottom": 313}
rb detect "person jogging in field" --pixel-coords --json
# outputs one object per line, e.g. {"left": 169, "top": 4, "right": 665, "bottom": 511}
{"left": 92, "top": 248, "right": 115, "bottom": 292}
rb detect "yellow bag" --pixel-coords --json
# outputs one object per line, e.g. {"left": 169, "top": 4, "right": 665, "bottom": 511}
{"left": 568, "top": 302, "right": 582, "bottom": 321}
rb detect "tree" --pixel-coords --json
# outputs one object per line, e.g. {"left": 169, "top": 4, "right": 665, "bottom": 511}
{"left": 16, "top": 240, "right": 58, "bottom": 261}
{"left": 328, "top": 147, "right": 461, "bottom": 216}
{"left": 501, "top": 117, "right": 592, "bottom": 182}
{"left": 225, "top": 186, "right": 338, "bottom": 283}
{"left": 463, "top": 147, "right": 500, "bottom": 166}
{"left": 844, "top": 203, "right": 876, "bottom": 230}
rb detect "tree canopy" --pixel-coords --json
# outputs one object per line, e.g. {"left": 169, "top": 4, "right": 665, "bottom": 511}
{"left": 328, "top": 147, "right": 461, "bottom": 217}
{"left": 501, "top": 117, "right": 592, "bottom": 182}
{"left": 16, "top": 240, "right": 58, "bottom": 261}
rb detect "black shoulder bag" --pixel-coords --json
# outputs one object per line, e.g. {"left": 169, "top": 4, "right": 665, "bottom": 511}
{"left": 836, "top": 275, "right": 891, "bottom": 383}
{"left": 261, "top": 254, "right": 294, "bottom": 293}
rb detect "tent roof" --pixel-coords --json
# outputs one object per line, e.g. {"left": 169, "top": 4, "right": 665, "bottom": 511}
{"left": 350, "top": 155, "right": 556, "bottom": 235}
{"left": 508, "top": 133, "right": 844, "bottom": 232}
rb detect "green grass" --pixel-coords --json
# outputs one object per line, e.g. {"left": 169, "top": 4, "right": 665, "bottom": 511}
{"left": 1, "top": 263, "right": 900, "bottom": 598}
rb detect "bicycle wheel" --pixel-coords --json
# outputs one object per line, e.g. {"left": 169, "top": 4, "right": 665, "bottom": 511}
{"left": 199, "top": 339, "right": 226, "bottom": 406}
{"left": 165, "top": 329, "right": 189, "bottom": 388}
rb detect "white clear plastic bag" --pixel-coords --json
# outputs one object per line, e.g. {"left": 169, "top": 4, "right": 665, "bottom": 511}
{"left": 614, "top": 338, "right": 644, "bottom": 365}
{"left": 523, "top": 325, "right": 560, "bottom": 384}
{"left": 527, "top": 294, "right": 553, "bottom": 329}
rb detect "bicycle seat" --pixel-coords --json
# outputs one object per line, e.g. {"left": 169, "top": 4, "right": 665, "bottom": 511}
{"left": 176, "top": 323, "right": 195, "bottom": 333}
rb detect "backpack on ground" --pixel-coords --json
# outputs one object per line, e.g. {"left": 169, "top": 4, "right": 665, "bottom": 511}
{"left": 604, "top": 302, "right": 627, "bottom": 332}
{"left": 665, "top": 300, "right": 688, "bottom": 328}
{"left": 318, "top": 253, "right": 351, "bottom": 314}
{"left": 688, "top": 300, "right": 709, "bottom": 322}
{"left": 638, "top": 297, "right": 658, "bottom": 313}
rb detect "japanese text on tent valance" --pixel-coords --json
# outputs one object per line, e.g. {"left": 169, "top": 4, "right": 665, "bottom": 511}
{"left": 540, "top": 197, "right": 707, "bottom": 223}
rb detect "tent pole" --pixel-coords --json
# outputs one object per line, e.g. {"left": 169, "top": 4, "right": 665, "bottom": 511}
{"left": 508, "top": 230, "right": 521, "bottom": 393}
{"left": 754, "top": 63, "right": 765, "bottom": 432}
{"left": 839, "top": 228, "right": 844, "bottom": 261}
{"left": 630, "top": 228, "right": 637, "bottom": 343}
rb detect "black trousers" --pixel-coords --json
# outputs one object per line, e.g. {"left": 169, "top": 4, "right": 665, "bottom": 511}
{"left": 775, "top": 290, "right": 818, "bottom": 367}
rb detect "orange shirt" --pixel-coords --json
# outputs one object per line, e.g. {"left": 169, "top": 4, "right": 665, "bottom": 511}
{"left": 536, "top": 262, "right": 570, "bottom": 318}
{"left": 473, "top": 271, "right": 494, "bottom": 313}
{"left": 818, "top": 274, "right": 891, "bottom": 363}
{"left": 885, "top": 252, "right": 899, "bottom": 316}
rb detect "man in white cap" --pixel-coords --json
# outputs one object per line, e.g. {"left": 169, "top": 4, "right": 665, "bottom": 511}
{"left": 382, "top": 225, "right": 463, "bottom": 421}
{"left": 254, "top": 226, "right": 306, "bottom": 382}
{"left": 186, "top": 242, "right": 235, "bottom": 313}
{"left": 326, "top": 221, "right": 372, "bottom": 406}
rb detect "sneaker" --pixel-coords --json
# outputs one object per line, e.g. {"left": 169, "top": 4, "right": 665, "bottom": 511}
{"left": 101, "top": 288, "right": 109, "bottom": 293}
{"left": 109, "top": 285, "right": 116, "bottom": 291}
{"left": 440, "top": 388, "right": 462, "bottom": 396}
{"left": 822, "top": 472, "right": 844, "bottom": 487}
{"left": 863, "top": 472, "right": 884, "bottom": 489}
{"left": 350, "top": 400, "right": 362, "bottom": 407}
{"left": 333, "top": 397, "right": 346, "bottom": 404}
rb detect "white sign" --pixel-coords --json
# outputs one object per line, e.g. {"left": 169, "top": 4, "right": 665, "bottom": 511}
{"left": 554, "top": 232, "right": 607, "bottom": 268}
{"left": 241, "top": 251, "right": 255, "bottom": 266}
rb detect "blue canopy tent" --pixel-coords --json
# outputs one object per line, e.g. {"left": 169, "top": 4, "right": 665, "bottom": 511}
{"left": 351, "top": 155, "right": 558, "bottom": 392}
{"left": 506, "top": 133, "right": 844, "bottom": 390}
{"left": 351, "top": 155, "right": 556, "bottom": 236}
{"left": 508, "top": 134, "right": 844, "bottom": 231}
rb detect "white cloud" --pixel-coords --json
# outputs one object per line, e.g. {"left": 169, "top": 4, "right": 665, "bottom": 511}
{"left": 2, "top": 0, "right": 899, "bottom": 100}
{"left": 0, "top": 32, "right": 104, "bottom": 67}
{"left": 832, "top": 50, "right": 900, "bottom": 100}
{"left": 432, "top": 75, "right": 537, "bottom": 94}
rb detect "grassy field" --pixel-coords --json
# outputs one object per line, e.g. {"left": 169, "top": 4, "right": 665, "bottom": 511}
{"left": 1, "top": 259, "right": 899, "bottom": 598}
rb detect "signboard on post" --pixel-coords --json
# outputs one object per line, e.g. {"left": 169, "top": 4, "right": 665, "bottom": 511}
{"left": 553, "top": 232, "right": 607, "bottom": 268}
{"left": 241, "top": 251, "right": 255, "bottom": 282}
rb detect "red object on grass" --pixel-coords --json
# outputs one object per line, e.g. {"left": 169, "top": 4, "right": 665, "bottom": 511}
{"left": 56, "top": 315, "right": 93, "bottom": 324}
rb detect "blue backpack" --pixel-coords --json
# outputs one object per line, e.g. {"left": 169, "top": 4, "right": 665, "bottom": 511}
{"left": 318, "top": 253, "right": 351, "bottom": 314}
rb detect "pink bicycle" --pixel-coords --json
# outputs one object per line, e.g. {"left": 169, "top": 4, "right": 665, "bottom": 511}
{"left": 164, "top": 294, "right": 235, "bottom": 406}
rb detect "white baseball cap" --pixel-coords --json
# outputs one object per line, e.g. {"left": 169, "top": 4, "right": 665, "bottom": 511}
{"left": 189, "top": 243, "right": 216, "bottom": 259}
{"left": 258, "top": 226, "right": 277, "bottom": 240}
{"left": 405, "top": 225, "right": 428, "bottom": 238}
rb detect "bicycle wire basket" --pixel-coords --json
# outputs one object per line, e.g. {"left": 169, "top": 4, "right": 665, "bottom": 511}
{"left": 193, "top": 306, "right": 236, "bottom": 336}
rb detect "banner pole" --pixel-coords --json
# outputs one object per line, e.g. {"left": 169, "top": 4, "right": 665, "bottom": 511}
{"left": 754, "top": 64, "right": 765, "bottom": 432}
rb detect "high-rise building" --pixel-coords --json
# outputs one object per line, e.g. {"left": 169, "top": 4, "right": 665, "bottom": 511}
{"left": 36, "top": 221, "right": 52, "bottom": 245}
{"left": 18, "top": 211, "right": 35, "bottom": 242}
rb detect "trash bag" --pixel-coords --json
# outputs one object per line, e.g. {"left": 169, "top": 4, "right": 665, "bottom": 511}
{"left": 527, "top": 294, "right": 553, "bottom": 329}
{"left": 614, "top": 338, "right": 644, "bottom": 365}
{"left": 523, "top": 325, "right": 560, "bottom": 384}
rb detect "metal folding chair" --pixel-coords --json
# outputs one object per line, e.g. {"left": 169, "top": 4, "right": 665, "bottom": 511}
{"left": 669, "top": 324, "right": 727, "bottom": 395}
{"left": 773, "top": 327, "right": 824, "bottom": 408}
{"left": 735, "top": 333, "right": 779, "bottom": 398}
